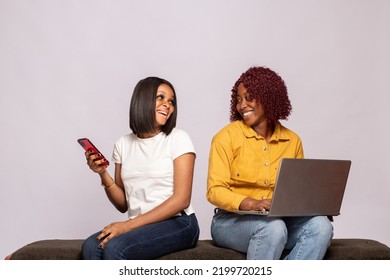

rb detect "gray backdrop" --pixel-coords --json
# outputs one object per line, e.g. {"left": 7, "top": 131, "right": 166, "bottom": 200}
{"left": 1, "top": 0, "right": 389, "bottom": 258}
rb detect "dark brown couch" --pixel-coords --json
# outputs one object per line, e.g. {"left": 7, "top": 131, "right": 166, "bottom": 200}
{"left": 8, "top": 238, "right": 390, "bottom": 260}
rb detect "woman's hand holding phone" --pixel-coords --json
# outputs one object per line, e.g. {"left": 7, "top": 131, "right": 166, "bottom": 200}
{"left": 85, "top": 149, "right": 108, "bottom": 174}
{"left": 78, "top": 138, "right": 109, "bottom": 174}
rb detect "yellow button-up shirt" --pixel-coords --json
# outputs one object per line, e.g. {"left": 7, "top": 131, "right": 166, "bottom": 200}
{"left": 207, "top": 120, "right": 304, "bottom": 212}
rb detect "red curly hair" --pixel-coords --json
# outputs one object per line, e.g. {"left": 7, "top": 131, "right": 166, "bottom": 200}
{"left": 230, "top": 66, "right": 292, "bottom": 125}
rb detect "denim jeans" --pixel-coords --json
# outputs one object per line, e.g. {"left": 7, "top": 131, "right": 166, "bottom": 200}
{"left": 81, "top": 213, "right": 199, "bottom": 259}
{"left": 211, "top": 210, "right": 333, "bottom": 260}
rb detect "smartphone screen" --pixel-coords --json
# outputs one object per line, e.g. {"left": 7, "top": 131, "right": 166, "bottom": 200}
{"left": 77, "top": 138, "right": 109, "bottom": 166}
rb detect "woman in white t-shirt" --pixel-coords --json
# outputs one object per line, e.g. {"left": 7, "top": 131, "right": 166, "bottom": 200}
{"left": 81, "top": 77, "right": 199, "bottom": 259}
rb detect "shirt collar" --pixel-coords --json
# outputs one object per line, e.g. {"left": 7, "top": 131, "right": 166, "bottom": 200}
{"left": 238, "top": 121, "right": 290, "bottom": 142}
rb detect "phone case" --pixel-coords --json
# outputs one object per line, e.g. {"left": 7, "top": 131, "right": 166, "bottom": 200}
{"left": 77, "top": 138, "right": 109, "bottom": 166}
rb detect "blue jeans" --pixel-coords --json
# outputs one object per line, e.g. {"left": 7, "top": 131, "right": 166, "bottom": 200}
{"left": 82, "top": 213, "right": 199, "bottom": 259}
{"left": 211, "top": 210, "right": 333, "bottom": 260}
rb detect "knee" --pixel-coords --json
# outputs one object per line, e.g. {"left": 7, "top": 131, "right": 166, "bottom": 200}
{"left": 81, "top": 235, "right": 100, "bottom": 260}
{"left": 270, "top": 219, "right": 288, "bottom": 241}
{"left": 309, "top": 216, "right": 334, "bottom": 243}
{"left": 255, "top": 219, "right": 288, "bottom": 244}
{"left": 102, "top": 240, "right": 126, "bottom": 260}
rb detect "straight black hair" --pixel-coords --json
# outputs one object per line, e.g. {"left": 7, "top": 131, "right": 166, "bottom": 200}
{"left": 129, "top": 77, "right": 177, "bottom": 135}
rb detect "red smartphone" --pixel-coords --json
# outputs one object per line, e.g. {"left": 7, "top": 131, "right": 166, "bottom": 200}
{"left": 77, "top": 138, "right": 109, "bottom": 167}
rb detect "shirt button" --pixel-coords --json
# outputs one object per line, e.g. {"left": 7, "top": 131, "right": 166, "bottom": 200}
{"left": 265, "top": 162, "right": 269, "bottom": 166}
{"left": 263, "top": 147, "right": 267, "bottom": 151}
{"left": 264, "top": 180, "right": 268, "bottom": 185}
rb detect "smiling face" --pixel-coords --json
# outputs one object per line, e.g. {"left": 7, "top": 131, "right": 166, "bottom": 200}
{"left": 155, "top": 83, "right": 175, "bottom": 128}
{"left": 236, "top": 83, "right": 267, "bottom": 129}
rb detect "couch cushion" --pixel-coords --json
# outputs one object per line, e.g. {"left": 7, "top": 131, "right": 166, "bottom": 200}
{"left": 323, "top": 238, "right": 390, "bottom": 260}
{"left": 9, "top": 238, "right": 390, "bottom": 260}
{"left": 10, "top": 239, "right": 84, "bottom": 260}
{"left": 157, "top": 240, "right": 245, "bottom": 260}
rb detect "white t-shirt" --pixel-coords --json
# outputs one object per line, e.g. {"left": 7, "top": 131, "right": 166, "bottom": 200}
{"left": 112, "top": 128, "right": 196, "bottom": 219}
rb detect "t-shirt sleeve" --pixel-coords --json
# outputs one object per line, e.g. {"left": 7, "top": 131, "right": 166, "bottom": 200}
{"left": 112, "top": 137, "right": 123, "bottom": 164}
{"left": 170, "top": 129, "right": 196, "bottom": 159}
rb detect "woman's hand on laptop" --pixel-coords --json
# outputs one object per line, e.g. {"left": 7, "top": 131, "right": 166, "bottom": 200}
{"left": 239, "top": 197, "right": 271, "bottom": 211}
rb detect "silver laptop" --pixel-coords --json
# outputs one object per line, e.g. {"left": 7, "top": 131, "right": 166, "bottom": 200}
{"left": 234, "top": 158, "right": 351, "bottom": 217}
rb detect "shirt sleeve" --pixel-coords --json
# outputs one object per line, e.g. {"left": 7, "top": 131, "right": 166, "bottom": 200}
{"left": 111, "top": 136, "right": 124, "bottom": 164}
{"left": 170, "top": 129, "right": 196, "bottom": 159}
{"left": 206, "top": 134, "right": 246, "bottom": 211}
{"left": 296, "top": 137, "right": 304, "bottom": 159}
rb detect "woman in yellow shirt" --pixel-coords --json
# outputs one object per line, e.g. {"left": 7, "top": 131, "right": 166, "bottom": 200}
{"left": 207, "top": 66, "right": 333, "bottom": 259}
